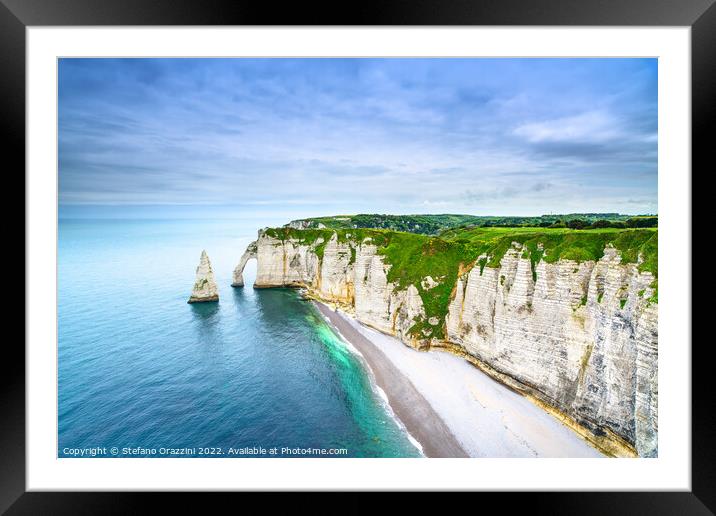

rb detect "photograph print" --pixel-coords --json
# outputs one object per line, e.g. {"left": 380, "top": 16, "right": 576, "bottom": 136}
{"left": 58, "top": 57, "right": 658, "bottom": 459}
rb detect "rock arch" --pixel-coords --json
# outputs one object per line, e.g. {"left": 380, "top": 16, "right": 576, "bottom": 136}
{"left": 231, "top": 241, "right": 258, "bottom": 287}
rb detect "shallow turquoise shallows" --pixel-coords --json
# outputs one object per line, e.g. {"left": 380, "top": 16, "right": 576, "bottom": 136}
{"left": 58, "top": 219, "right": 421, "bottom": 458}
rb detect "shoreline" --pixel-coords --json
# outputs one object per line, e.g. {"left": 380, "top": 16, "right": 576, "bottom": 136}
{"left": 314, "top": 300, "right": 603, "bottom": 458}
{"left": 314, "top": 302, "right": 468, "bottom": 458}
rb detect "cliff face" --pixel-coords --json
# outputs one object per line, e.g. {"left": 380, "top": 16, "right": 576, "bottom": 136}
{"left": 445, "top": 246, "right": 657, "bottom": 457}
{"left": 235, "top": 230, "right": 657, "bottom": 457}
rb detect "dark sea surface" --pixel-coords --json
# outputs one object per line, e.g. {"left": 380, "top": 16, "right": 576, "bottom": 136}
{"left": 58, "top": 219, "right": 420, "bottom": 458}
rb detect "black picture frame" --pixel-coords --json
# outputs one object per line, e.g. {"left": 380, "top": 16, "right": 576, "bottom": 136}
{"left": 3, "top": 0, "right": 711, "bottom": 513}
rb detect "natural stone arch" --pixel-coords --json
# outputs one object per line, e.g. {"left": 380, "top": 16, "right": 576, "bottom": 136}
{"left": 231, "top": 241, "right": 258, "bottom": 287}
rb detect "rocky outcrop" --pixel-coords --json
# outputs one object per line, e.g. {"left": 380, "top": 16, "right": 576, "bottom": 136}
{"left": 233, "top": 230, "right": 658, "bottom": 457}
{"left": 188, "top": 250, "right": 219, "bottom": 303}
{"left": 232, "top": 241, "right": 257, "bottom": 287}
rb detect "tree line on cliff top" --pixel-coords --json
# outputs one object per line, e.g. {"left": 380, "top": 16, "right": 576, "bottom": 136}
{"left": 288, "top": 213, "right": 658, "bottom": 236}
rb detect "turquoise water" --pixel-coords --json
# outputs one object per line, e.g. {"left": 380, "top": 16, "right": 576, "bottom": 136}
{"left": 58, "top": 219, "right": 421, "bottom": 458}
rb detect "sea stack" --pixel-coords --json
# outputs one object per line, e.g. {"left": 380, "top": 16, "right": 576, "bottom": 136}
{"left": 188, "top": 250, "right": 219, "bottom": 303}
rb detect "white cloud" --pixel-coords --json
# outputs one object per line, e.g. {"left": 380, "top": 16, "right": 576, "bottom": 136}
{"left": 513, "top": 110, "right": 620, "bottom": 144}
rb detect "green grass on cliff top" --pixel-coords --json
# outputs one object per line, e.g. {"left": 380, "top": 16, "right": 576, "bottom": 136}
{"left": 441, "top": 226, "right": 657, "bottom": 273}
{"left": 263, "top": 226, "right": 658, "bottom": 338}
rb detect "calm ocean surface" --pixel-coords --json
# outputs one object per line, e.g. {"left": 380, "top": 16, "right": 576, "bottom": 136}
{"left": 58, "top": 218, "right": 421, "bottom": 458}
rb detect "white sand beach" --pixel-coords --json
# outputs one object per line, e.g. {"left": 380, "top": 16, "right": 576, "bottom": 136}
{"left": 316, "top": 302, "right": 603, "bottom": 458}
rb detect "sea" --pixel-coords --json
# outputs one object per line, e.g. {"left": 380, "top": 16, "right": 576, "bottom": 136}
{"left": 58, "top": 218, "right": 421, "bottom": 458}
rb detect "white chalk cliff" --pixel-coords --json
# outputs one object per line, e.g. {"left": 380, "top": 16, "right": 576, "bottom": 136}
{"left": 234, "top": 230, "right": 658, "bottom": 457}
{"left": 188, "top": 250, "right": 219, "bottom": 303}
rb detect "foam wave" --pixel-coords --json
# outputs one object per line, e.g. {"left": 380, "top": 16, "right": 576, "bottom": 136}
{"left": 317, "top": 304, "right": 425, "bottom": 456}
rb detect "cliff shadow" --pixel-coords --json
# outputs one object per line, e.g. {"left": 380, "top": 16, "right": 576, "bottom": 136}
{"left": 189, "top": 301, "right": 221, "bottom": 336}
{"left": 231, "top": 284, "right": 249, "bottom": 303}
{"left": 189, "top": 299, "right": 220, "bottom": 315}
{"left": 252, "top": 288, "right": 310, "bottom": 328}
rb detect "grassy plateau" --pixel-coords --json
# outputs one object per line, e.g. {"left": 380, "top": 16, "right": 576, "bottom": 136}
{"left": 264, "top": 221, "right": 657, "bottom": 339}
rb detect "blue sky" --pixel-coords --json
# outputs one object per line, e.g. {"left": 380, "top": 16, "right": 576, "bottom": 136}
{"left": 58, "top": 58, "right": 657, "bottom": 219}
